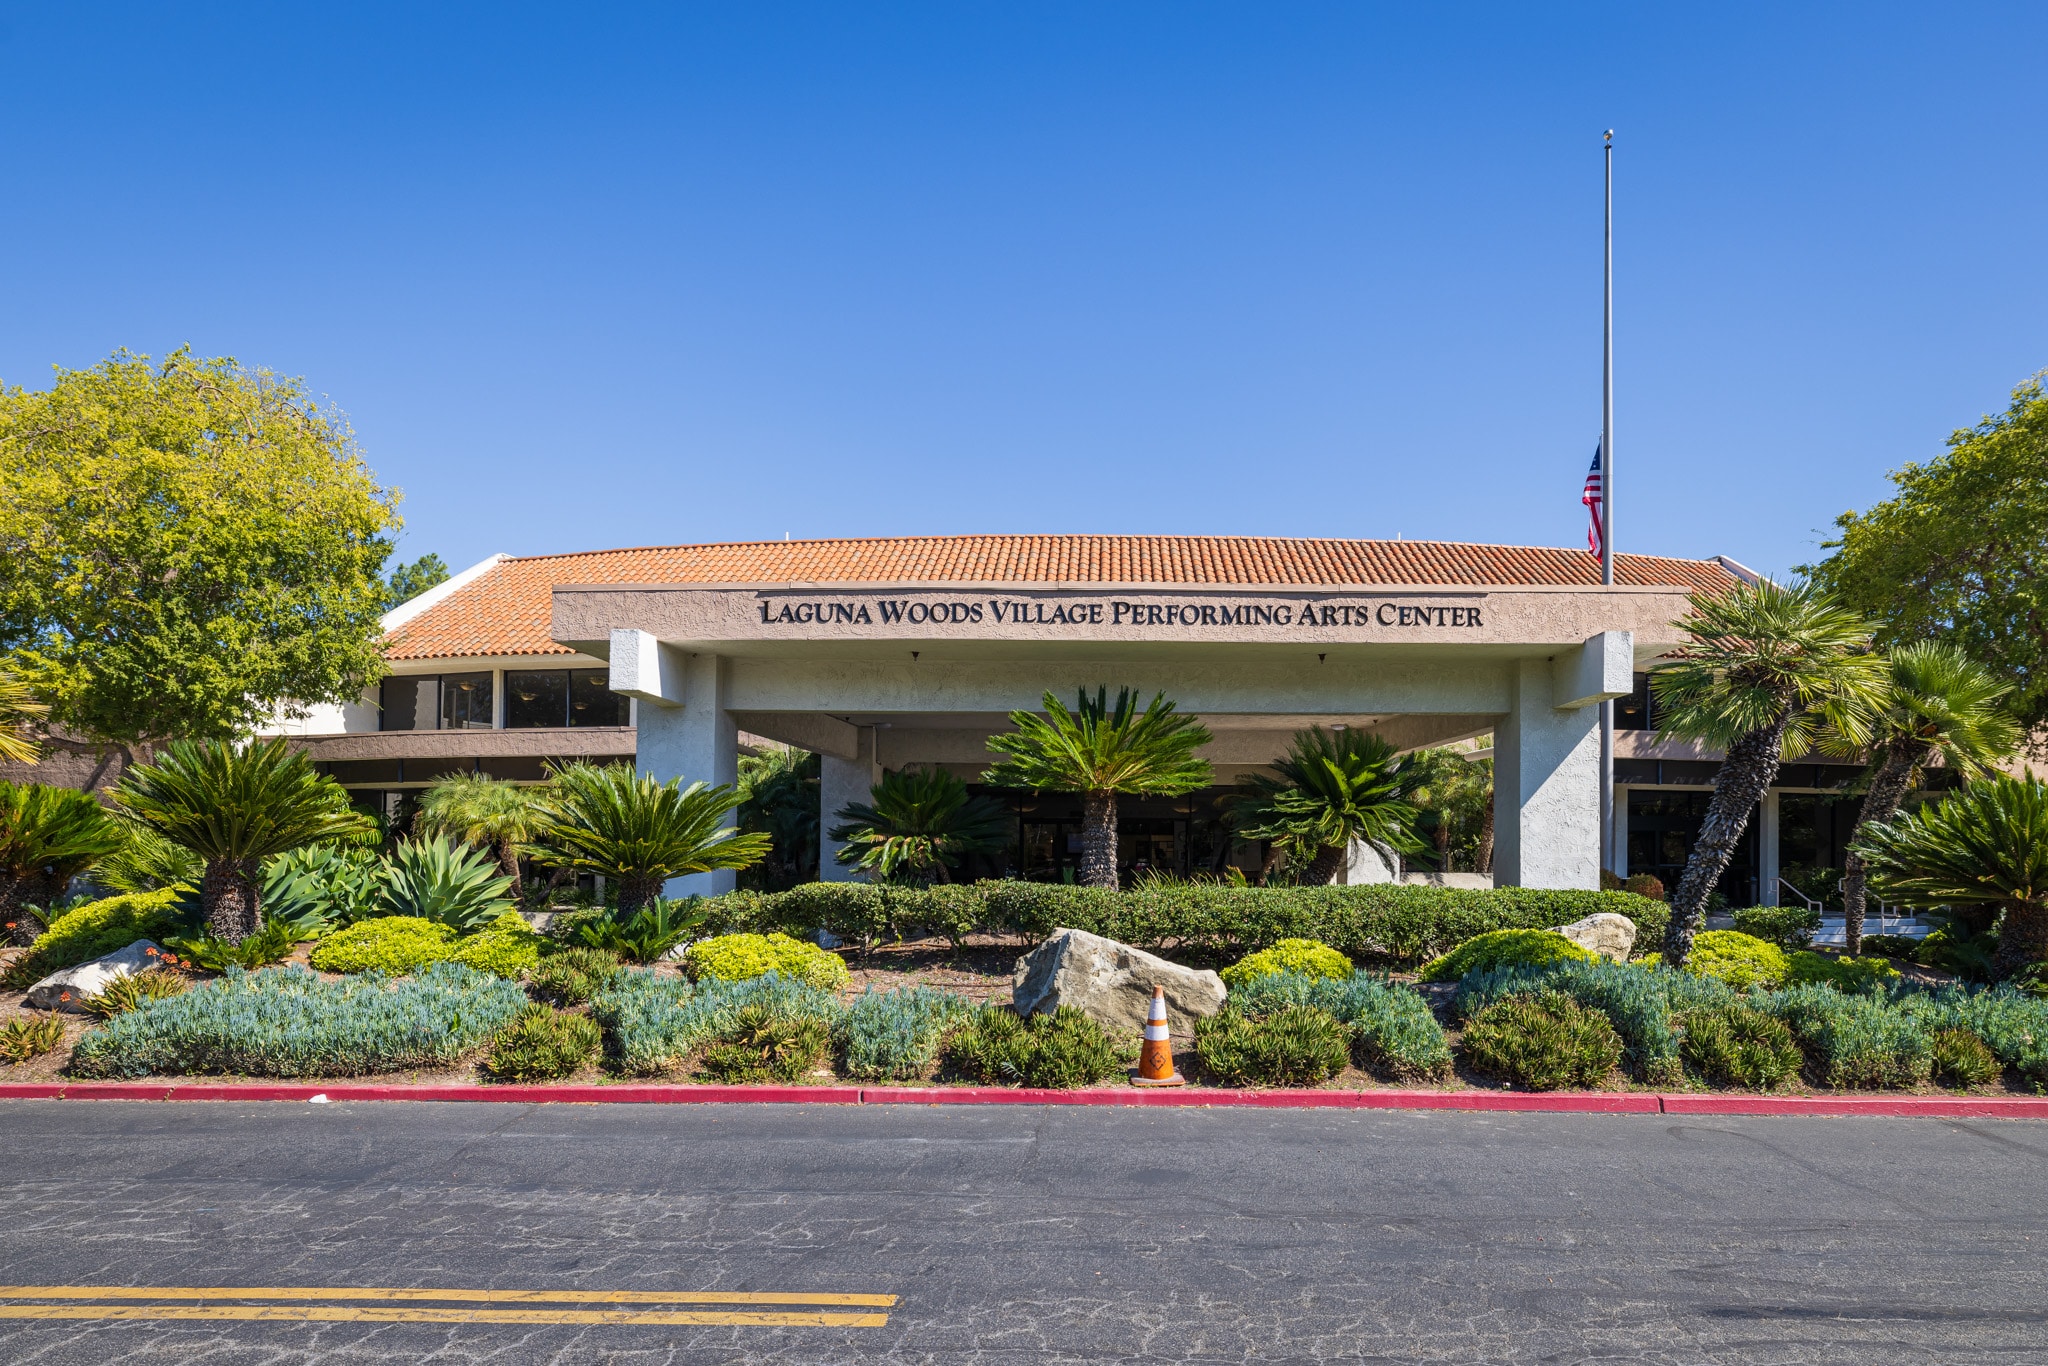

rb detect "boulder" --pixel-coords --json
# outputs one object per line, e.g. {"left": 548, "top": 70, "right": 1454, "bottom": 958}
{"left": 1550, "top": 913, "right": 1636, "bottom": 963}
{"left": 25, "top": 938, "right": 167, "bottom": 1013}
{"left": 1011, "top": 928, "right": 1226, "bottom": 1037}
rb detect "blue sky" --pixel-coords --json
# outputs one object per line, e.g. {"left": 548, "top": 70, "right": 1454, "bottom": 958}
{"left": 2, "top": 3, "right": 2042, "bottom": 581}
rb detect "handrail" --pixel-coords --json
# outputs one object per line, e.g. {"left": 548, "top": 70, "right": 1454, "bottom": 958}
{"left": 1776, "top": 878, "right": 1821, "bottom": 913}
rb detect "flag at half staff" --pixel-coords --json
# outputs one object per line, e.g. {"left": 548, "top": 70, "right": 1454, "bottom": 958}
{"left": 1581, "top": 445, "right": 1605, "bottom": 560}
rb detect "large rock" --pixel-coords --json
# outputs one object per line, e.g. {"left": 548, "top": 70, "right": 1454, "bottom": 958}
{"left": 1011, "top": 928, "right": 1226, "bottom": 1037}
{"left": 1550, "top": 913, "right": 1636, "bottom": 963}
{"left": 25, "top": 938, "right": 167, "bottom": 1013}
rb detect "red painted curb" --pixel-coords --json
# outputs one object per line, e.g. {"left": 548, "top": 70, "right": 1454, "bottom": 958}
{"left": 1658, "top": 1093, "right": 2048, "bottom": 1119}
{"left": 855, "top": 1086, "right": 1661, "bottom": 1112}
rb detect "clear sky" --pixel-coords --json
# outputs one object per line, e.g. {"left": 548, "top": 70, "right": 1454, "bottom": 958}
{"left": 3, "top": 3, "right": 2042, "bottom": 581}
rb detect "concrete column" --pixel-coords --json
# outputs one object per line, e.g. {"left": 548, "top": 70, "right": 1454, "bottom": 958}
{"left": 819, "top": 726, "right": 881, "bottom": 882}
{"left": 1339, "top": 839, "right": 1397, "bottom": 885}
{"left": 1493, "top": 657, "right": 1604, "bottom": 889}
{"left": 1612, "top": 785, "right": 1631, "bottom": 879}
{"left": 633, "top": 652, "right": 740, "bottom": 898}
{"left": 1758, "top": 791, "right": 1781, "bottom": 906}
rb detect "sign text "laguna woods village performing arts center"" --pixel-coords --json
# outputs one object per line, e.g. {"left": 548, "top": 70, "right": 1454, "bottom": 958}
{"left": 757, "top": 594, "right": 1488, "bottom": 631}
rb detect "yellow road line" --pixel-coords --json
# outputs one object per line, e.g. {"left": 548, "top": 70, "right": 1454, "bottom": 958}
{"left": 0, "top": 1285, "right": 896, "bottom": 1308}
{"left": 0, "top": 1304, "right": 888, "bottom": 1327}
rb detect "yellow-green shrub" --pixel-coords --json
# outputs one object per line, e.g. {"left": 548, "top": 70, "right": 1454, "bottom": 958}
{"left": 1421, "top": 929, "right": 1595, "bottom": 983}
{"left": 446, "top": 911, "right": 543, "bottom": 980}
{"left": 1221, "top": 938, "right": 1352, "bottom": 988}
{"left": 682, "top": 932, "right": 849, "bottom": 991}
{"left": 1, "top": 889, "right": 184, "bottom": 987}
{"left": 309, "top": 916, "right": 454, "bottom": 975}
{"left": 1785, "top": 950, "right": 1898, "bottom": 992}
{"left": 1678, "top": 931, "right": 1789, "bottom": 990}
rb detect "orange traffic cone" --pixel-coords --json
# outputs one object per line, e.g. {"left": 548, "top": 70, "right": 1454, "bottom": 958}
{"left": 1132, "top": 984, "right": 1185, "bottom": 1087}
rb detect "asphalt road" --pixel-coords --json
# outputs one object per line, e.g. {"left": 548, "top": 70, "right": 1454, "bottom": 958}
{"left": 0, "top": 1099, "right": 2039, "bottom": 1364}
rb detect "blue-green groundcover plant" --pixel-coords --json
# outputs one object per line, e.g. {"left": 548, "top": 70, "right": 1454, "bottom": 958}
{"left": 1226, "top": 970, "right": 1452, "bottom": 1079}
{"left": 839, "top": 986, "right": 974, "bottom": 1081}
{"left": 70, "top": 963, "right": 527, "bottom": 1079}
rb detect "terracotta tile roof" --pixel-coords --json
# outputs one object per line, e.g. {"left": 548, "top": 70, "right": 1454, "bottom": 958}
{"left": 386, "top": 535, "right": 1742, "bottom": 662}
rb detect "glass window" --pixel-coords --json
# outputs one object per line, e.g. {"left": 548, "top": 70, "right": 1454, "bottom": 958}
{"left": 568, "top": 669, "right": 629, "bottom": 727}
{"left": 439, "top": 673, "right": 494, "bottom": 730}
{"left": 1626, "top": 789, "right": 1759, "bottom": 907}
{"left": 1615, "top": 673, "right": 1654, "bottom": 731}
{"left": 380, "top": 676, "right": 438, "bottom": 731}
{"left": 504, "top": 671, "right": 570, "bottom": 728}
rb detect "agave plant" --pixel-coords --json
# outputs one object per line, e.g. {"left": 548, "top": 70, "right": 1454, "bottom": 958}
{"left": 1229, "top": 729, "right": 1427, "bottom": 885}
{"left": 115, "top": 738, "right": 374, "bottom": 942}
{"left": 532, "top": 763, "right": 770, "bottom": 913}
{"left": 0, "top": 781, "right": 125, "bottom": 942}
{"left": 829, "top": 766, "right": 1011, "bottom": 884}
{"left": 379, "top": 834, "right": 517, "bottom": 933}
{"left": 261, "top": 843, "right": 386, "bottom": 934}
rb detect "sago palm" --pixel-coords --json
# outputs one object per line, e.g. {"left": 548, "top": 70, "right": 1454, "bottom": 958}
{"left": 0, "top": 781, "right": 124, "bottom": 941}
{"left": 1833, "top": 642, "right": 2019, "bottom": 954}
{"left": 1650, "top": 578, "right": 1888, "bottom": 965}
{"left": 1229, "top": 729, "right": 1426, "bottom": 885}
{"left": 1854, "top": 775, "right": 2048, "bottom": 980}
{"left": 115, "top": 737, "right": 373, "bottom": 941}
{"left": 0, "top": 672, "right": 48, "bottom": 764}
{"left": 417, "top": 773, "right": 547, "bottom": 882}
{"left": 985, "top": 687, "right": 1212, "bottom": 889}
{"left": 532, "top": 762, "right": 770, "bottom": 913}
{"left": 829, "top": 765, "right": 1012, "bottom": 884}
{"left": 737, "top": 746, "right": 822, "bottom": 891}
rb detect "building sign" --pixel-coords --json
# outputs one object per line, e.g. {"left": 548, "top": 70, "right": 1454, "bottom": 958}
{"left": 755, "top": 593, "right": 1484, "bottom": 632}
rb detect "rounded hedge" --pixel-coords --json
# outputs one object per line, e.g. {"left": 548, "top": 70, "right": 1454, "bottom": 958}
{"left": 1220, "top": 938, "right": 1353, "bottom": 989}
{"left": 1679, "top": 1003, "right": 1802, "bottom": 1090}
{"left": 1678, "top": 931, "right": 1790, "bottom": 990}
{"left": 1459, "top": 989, "right": 1622, "bottom": 1090}
{"left": 1785, "top": 950, "right": 1899, "bottom": 992}
{"left": 308, "top": 916, "right": 454, "bottom": 975}
{"left": 681, "top": 931, "right": 850, "bottom": 991}
{"left": 446, "top": 912, "right": 544, "bottom": 980}
{"left": 1421, "top": 929, "right": 1595, "bottom": 983}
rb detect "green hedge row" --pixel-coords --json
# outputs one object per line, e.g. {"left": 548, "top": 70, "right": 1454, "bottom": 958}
{"left": 696, "top": 880, "right": 1667, "bottom": 967}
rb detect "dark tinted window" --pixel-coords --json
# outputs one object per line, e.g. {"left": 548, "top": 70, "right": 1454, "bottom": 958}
{"left": 568, "top": 669, "right": 629, "bottom": 727}
{"left": 439, "top": 673, "right": 494, "bottom": 730}
{"left": 505, "top": 671, "right": 570, "bottom": 728}
{"left": 1615, "top": 673, "right": 1653, "bottom": 731}
{"left": 380, "top": 676, "right": 438, "bottom": 731}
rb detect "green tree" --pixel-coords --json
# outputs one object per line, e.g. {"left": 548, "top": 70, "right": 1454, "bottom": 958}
{"left": 0, "top": 348, "right": 401, "bottom": 746}
{"left": 1855, "top": 775, "right": 2048, "bottom": 980}
{"left": 1834, "top": 642, "right": 2020, "bottom": 955}
{"left": 984, "top": 687, "right": 1212, "bottom": 889}
{"left": 1651, "top": 579, "right": 1889, "bottom": 965}
{"left": 1228, "top": 729, "right": 1426, "bottom": 885}
{"left": 0, "top": 672, "right": 47, "bottom": 764}
{"left": 736, "top": 746, "right": 821, "bottom": 892}
{"left": 382, "top": 553, "right": 450, "bottom": 611}
{"left": 532, "top": 763, "right": 770, "bottom": 914}
{"left": 0, "top": 782, "right": 124, "bottom": 939}
{"left": 829, "top": 766, "right": 1012, "bottom": 884}
{"left": 1810, "top": 373, "right": 2048, "bottom": 739}
{"left": 417, "top": 773, "right": 547, "bottom": 882}
{"left": 1404, "top": 745, "right": 1495, "bottom": 874}
{"left": 115, "top": 738, "right": 374, "bottom": 941}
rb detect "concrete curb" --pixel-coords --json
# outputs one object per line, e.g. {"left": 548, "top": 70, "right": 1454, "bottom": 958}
{"left": 0, "top": 1081, "right": 2043, "bottom": 1118}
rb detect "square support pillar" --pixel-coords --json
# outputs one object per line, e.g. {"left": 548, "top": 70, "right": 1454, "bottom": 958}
{"left": 633, "top": 652, "right": 739, "bottom": 898}
{"left": 1494, "top": 656, "right": 1603, "bottom": 889}
{"left": 819, "top": 727, "right": 881, "bottom": 882}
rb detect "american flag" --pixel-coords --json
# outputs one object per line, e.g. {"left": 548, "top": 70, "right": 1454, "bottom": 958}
{"left": 1582, "top": 445, "right": 1604, "bottom": 559}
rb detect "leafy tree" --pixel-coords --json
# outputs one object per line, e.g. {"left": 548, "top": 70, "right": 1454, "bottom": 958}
{"left": 985, "top": 687, "right": 1212, "bottom": 889}
{"left": 1834, "top": 642, "right": 2019, "bottom": 955}
{"left": 382, "top": 553, "right": 450, "bottom": 611}
{"left": 736, "top": 746, "right": 821, "bottom": 892}
{"left": 1809, "top": 373, "right": 2048, "bottom": 740}
{"left": 1651, "top": 579, "right": 1889, "bottom": 966}
{"left": 1855, "top": 775, "right": 2048, "bottom": 980}
{"left": 417, "top": 773, "right": 547, "bottom": 882}
{"left": 0, "top": 782, "right": 124, "bottom": 940}
{"left": 1228, "top": 729, "right": 1425, "bottom": 885}
{"left": 0, "top": 672, "right": 47, "bottom": 764}
{"left": 532, "top": 762, "right": 769, "bottom": 914}
{"left": 829, "top": 766, "right": 1012, "bottom": 884}
{"left": 1404, "top": 745, "right": 1495, "bottom": 874}
{"left": 115, "top": 738, "right": 374, "bottom": 941}
{"left": 0, "top": 348, "right": 401, "bottom": 746}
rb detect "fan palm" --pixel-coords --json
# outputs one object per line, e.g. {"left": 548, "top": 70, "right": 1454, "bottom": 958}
{"left": 737, "top": 746, "right": 822, "bottom": 891}
{"left": 0, "top": 782, "right": 124, "bottom": 941}
{"left": 115, "top": 738, "right": 373, "bottom": 941}
{"left": 1832, "top": 642, "right": 2019, "bottom": 955}
{"left": 0, "top": 672, "right": 48, "bottom": 764}
{"left": 1650, "top": 579, "right": 1889, "bottom": 965}
{"left": 1854, "top": 775, "right": 2048, "bottom": 980}
{"left": 1403, "top": 745, "right": 1496, "bottom": 874}
{"left": 829, "top": 765, "right": 1012, "bottom": 884}
{"left": 531, "top": 762, "right": 770, "bottom": 914}
{"left": 1229, "top": 729, "right": 1426, "bottom": 885}
{"left": 984, "top": 687, "right": 1212, "bottom": 889}
{"left": 417, "top": 773, "right": 547, "bottom": 882}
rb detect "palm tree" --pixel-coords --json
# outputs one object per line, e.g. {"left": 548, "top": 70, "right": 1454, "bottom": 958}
{"left": 1228, "top": 728, "right": 1426, "bottom": 885}
{"left": 1404, "top": 745, "right": 1495, "bottom": 874}
{"left": 1651, "top": 579, "right": 1889, "bottom": 966}
{"left": 0, "top": 782, "right": 125, "bottom": 941}
{"left": 1854, "top": 774, "right": 2048, "bottom": 980}
{"left": 829, "top": 765, "right": 1012, "bottom": 884}
{"left": 1834, "top": 642, "right": 2019, "bottom": 955}
{"left": 0, "top": 672, "right": 48, "bottom": 764}
{"left": 417, "top": 773, "right": 547, "bottom": 882}
{"left": 531, "top": 762, "right": 770, "bottom": 914}
{"left": 984, "top": 687, "right": 1212, "bottom": 889}
{"left": 737, "top": 746, "right": 822, "bottom": 892}
{"left": 115, "top": 738, "right": 374, "bottom": 941}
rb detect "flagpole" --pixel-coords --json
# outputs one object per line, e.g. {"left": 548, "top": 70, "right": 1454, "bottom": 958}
{"left": 1599, "top": 129, "right": 1617, "bottom": 879}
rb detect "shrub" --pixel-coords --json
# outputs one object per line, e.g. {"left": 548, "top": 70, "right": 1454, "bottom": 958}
{"left": 1786, "top": 950, "right": 1900, "bottom": 992}
{"left": 1732, "top": 905, "right": 1821, "bottom": 950}
{"left": 1459, "top": 989, "right": 1623, "bottom": 1090}
{"left": 70, "top": 963, "right": 527, "bottom": 1078}
{"left": 1764, "top": 984, "right": 1932, "bottom": 1089}
{"left": 1456, "top": 958, "right": 1722, "bottom": 1084}
{"left": 1923, "top": 986, "right": 2048, "bottom": 1084}
{"left": 571, "top": 897, "right": 707, "bottom": 964}
{"left": 943, "top": 1005, "right": 1124, "bottom": 1088}
{"left": 0, "top": 889, "right": 185, "bottom": 988}
{"left": 1195, "top": 1005, "right": 1350, "bottom": 1087}
{"left": 1421, "top": 929, "right": 1594, "bottom": 982}
{"left": 1225, "top": 970, "right": 1452, "bottom": 1079}
{"left": 484, "top": 1004, "right": 601, "bottom": 1083}
{"left": 1220, "top": 938, "right": 1352, "bottom": 988}
{"left": 1680, "top": 1003, "right": 1802, "bottom": 1089}
{"left": 529, "top": 947, "right": 624, "bottom": 1006}
{"left": 700, "top": 1004, "right": 833, "bottom": 1082}
{"left": 308, "top": 916, "right": 454, "bottom": 975}
{"left": 683, "top": 932, "right": 850, "bottom": 991}
{"left": 591, "top": 971, "right": 842, "bottom": 1077}
{"left": 379, "top": 835, "right": 516, "bottom": 932}
{"left": 838, "top": 986, "right": 974, "bottom": 1081}
{"left": 82, "top": 967, "right": 189, "bottom": 1019}
{"left": 0, "top": 1014, "right": 65, "bottom": 1063}
{"left": 1623, "top": 873, "right": 1665, "bottom": 901}
{"left": 1679, "top": 931, "right": 1790, "bottom": 990}
{"left": 1930, "top": 1027, "right": 2001, "bottom": 1089}
{"left": 446, "top": 911, "right": 543, "bottom": 979}
{"left": 169, "top": 917, "right": 298, "bottom": 971}
{"left": 1861, "top": 934, "right": 1923, "bottom": 960}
